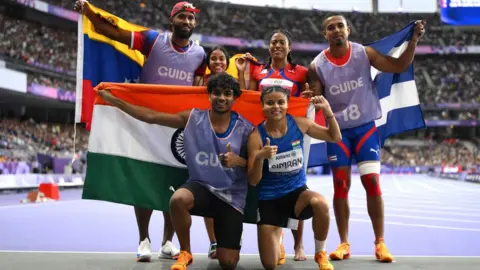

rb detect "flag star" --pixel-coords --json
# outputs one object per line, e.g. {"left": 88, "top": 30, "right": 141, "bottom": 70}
{"left": 124, "top": 78, "right": 131, "bottom": 83}
{"left": 133, "top": 76, "right": 140, "bottom": 83}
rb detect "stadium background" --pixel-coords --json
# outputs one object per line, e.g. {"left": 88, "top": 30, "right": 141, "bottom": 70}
{"left": 0, "top": 0, "right": 479, "bottom": 189}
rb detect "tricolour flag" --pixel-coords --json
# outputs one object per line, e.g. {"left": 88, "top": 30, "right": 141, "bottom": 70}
{"left": 83, "top": 83, "right": 315, "bottom": 224}
{"left": 368, "top": 22, "right": 426, "bottom": 146}
{"left": 75, "top": 3, "right": 148, "bottom": 130}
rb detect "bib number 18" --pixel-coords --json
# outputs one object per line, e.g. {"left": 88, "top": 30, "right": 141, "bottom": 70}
{"left": 342, "top": 104, "right": 361, "bottom": 122}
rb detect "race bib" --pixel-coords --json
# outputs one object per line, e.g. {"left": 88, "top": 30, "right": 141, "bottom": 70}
{"left": 268, "top": 148, "right": 303, "bottom": 173}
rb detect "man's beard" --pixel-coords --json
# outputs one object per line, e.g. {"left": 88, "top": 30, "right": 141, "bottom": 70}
{"left": 173, "top": 24, "right": 193, "bottom": 39}
{"left": 334, "top": 39, "right": 345, "bottom": 46}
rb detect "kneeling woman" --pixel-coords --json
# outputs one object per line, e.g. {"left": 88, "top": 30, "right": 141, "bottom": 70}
{"left": 247, "top": 86, "right": 341, "bottom": 270}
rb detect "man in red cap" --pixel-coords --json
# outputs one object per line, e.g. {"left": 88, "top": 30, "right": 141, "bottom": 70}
{"left": 74, "top": 0, "right": 207, "bottom": 263}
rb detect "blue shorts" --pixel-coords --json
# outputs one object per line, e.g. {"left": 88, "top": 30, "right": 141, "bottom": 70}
{"left": 326, "top": 121, "right": 380, "bottom": 168}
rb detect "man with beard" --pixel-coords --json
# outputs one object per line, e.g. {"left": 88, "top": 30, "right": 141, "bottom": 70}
{"left": 307, "top": 14, "right": 425, "bottom": 263}
{"left": 97, "top": 73, "right": 254, "bottom": 270}
{"left": 75, "top": 0, "right": 207, "bottom": 262}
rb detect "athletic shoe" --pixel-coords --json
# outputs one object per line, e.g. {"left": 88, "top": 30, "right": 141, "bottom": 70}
{"left": 136, "top": 238, "right": 152, "bottom": 262}
{"left": 315, "top": 251, "right": 334, "bottom": 270}
{"left": 170, "top": 250, "right": 193, "bottom": 270}
{"left": 160, "top": 240, "right": 180, "bottom": 259}
{"left": 375, "top": 238, "right": 394, "bottom": 263}
{"left": 329, "top": 242, "right": 351, "bottom": 260}
{"left": 208, "top": 242, "right": 217, "bottom": 259}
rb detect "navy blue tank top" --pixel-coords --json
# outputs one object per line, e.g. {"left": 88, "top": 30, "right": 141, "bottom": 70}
{"left": 257, "top": 114, "right": 306, "bottom": 200}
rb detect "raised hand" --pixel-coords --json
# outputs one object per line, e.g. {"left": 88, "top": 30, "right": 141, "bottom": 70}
{"left": 301, "top": 82, "right": 314, "bottom": 99}
{"left": 74, "top": 0, "right": 88, "bottom": 14}
{"left": 412, "top": 20, "right": 426, "bottom": 42}
{"left": 311, "top": 95, "right": 333, "bottom": 116}
{"left": 235, "top": 56, "right": 248, "bottom": 72}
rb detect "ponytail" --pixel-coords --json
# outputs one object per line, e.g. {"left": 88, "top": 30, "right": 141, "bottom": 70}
{"left": 265, "top": 57, "right": 272, "bottom": 69}
{"left": 287, "top": 52, "right": 296, "bottom": 69}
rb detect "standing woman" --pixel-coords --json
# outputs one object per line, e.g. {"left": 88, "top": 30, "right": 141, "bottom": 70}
{"left": 236, "top": 29, "right": 312, "bottom": 261}
{"left": 203, "top": 46, "right": 231, "bottom": 86}
{"left": 236, "top": 30, "right": 313, "bottom": 99}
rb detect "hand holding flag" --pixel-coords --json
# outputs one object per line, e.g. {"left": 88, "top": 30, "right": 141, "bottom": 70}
{"left": 412, "top": 20, "right": 426, "bottom": 42}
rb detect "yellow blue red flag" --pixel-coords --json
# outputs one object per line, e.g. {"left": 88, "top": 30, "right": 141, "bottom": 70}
{"left": 75, "top": 3, "right": 148, "bottom": 130}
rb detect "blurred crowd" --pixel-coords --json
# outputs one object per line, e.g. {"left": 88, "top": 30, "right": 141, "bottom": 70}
{"left": 44, "top": 0, "right": 478, "bottom": 45}
{"left": 0, "top": 16, "right": 76, "bottom": 74}
{"left": 381, "top": 141, "right": 478, "bottom": 168}
{"left": 1, "top": 11, "right": 479, "bottom": 103}
{"left": 0, "top": 118, "right": 88, "bottom": 164}
{"left": 27, "top": 72, "right": 75, "bottom": 91}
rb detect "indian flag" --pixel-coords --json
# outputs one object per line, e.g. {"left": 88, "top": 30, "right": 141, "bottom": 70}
{"left": 82, "top": 82, "right": 315, "bottom": 223}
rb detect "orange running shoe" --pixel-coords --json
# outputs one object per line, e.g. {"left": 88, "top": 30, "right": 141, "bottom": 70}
{"left": 277, "top": 231, "right": 286, "bottom": 265}
{"left": 329, "top": 242, "right": 351, "bottom": 260}
{"left": 170, "top": 250, "right": 193, "bottom": 270}
{"left": 315, "top": 251, "right": 334, "bottom": 270}
{"left": 375, "top": 238, "right": 394, "bottom": 263}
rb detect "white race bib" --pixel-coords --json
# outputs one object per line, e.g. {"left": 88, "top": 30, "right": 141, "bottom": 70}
{"left": 268, "top": 148, "right": 303, "bottom": 173}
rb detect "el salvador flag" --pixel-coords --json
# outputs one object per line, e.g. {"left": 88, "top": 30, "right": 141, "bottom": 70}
{"left": 307, "top": 22, "right": 426, "bottom": 168}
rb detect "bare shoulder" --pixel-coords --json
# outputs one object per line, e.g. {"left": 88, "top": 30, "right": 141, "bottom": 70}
{"left": 364, "top": 45, "right": 378, "bottom": 61}
{"left": 293, "top": 116, "right": 311, "bottom": 134}
{"left": 248, "top": 128, "right": 261, "bottom": 141}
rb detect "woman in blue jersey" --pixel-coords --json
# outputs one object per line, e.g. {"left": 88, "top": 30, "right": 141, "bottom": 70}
{"left": 247, "top": 86, "right": 341, "bottom": 270}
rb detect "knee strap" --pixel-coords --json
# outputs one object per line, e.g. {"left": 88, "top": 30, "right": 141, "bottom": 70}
{"left": 358, "top": 162, "right": 382, "bottom": 196}
{"left": 332, "top": 168, "right": 349, "bottom": 199}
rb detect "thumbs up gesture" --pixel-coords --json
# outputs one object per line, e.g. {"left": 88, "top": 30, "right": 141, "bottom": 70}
{"left": 219, "top": 142, "right": 238, "bottom": 168}
{"left": 258, "top": 138, "right": 278, "bottom": 160}
{"left": 300, "top": 82, "right": 314, "bottom": 99}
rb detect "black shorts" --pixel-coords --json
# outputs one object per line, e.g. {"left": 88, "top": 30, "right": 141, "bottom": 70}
{"left": 180, "top": 181, "right": 243, "bottom": 250}
{"left": 257, "top": 185, "right": 313, "bottom": 228}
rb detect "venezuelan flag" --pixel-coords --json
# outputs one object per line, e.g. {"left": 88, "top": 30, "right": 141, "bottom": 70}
{"left": 75, "top": 3, "right": 148, "bottom": 130}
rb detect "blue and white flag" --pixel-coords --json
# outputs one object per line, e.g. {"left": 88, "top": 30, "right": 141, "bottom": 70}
{"left": 368, "top": 21, "right": 426, "bottom": 147}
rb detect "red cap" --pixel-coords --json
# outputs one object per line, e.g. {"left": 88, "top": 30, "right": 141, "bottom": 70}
{"left": 170, "top": 2, "right": 200, "bottom": 18}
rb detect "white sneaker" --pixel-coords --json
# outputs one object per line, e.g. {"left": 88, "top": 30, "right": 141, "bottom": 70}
{"left": 159, "top": 240, "right": 180, "bottom": 259}
{"left": 136, "top": 238, "right": 152, "bottom": 262}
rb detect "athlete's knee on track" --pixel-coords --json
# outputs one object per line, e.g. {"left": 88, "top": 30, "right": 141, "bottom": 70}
{"left": 217, "top": 251, "right": 239, "bottom": 270}
{"left": 261, "top": 260, "right": 278, "bottom": 270}
{"left": 332, "top": 167, "right": 350, "bottom": 199}
{"left": 358, "top": 162, "right": 382, "bottom": 197}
